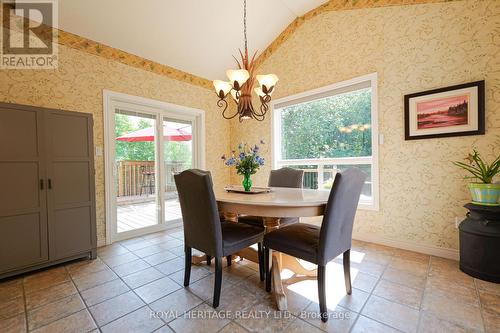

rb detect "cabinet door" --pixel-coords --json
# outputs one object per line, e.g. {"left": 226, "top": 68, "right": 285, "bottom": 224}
{"left": 45, "top": 110, "right": 96, "bottom": 260}
{"left": 0, "top": 104, "right": 48, "bottom": 273}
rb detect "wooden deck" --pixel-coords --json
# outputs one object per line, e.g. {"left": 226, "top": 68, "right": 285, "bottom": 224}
{"left": 117, "top": 199, "right": 182, "bottom": 233}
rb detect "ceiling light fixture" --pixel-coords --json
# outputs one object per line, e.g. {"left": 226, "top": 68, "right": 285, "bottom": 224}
{"left": 213, "top": 0, "right": 278, "bottom": 122}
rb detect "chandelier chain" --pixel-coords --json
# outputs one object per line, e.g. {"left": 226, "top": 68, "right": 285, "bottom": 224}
{"left": 243, "top": 0, "right": 247, "bottom": 54}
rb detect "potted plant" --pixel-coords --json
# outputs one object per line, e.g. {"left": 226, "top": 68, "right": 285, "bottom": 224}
{"left": 453, "top": 149, "right": 500, "bottom": 206}
{"left": 221, "top": 141, "right": 265, "bottom": 191}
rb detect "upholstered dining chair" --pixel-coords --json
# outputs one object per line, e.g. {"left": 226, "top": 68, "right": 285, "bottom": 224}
{"left": 263, "top": 168, "right": 366, "bottom": 322}
{"left": 174, "top": 169, "right": 265, "bottom": 308}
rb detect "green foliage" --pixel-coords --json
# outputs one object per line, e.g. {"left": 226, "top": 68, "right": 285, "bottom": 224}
{"left": 115, "top": 114, "right": 192, "bottom": 164}
{"left": 281, "top": 89, "right": 372, "bottom": 159}
{"left": 453, "top": 149, "right": 500, "bottom": 184}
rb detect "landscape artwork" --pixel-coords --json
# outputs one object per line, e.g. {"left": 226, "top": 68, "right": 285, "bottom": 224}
{"left": 416, "top": 94, "right": 469, "bottom": 129}
{"left": 404, "top": 81, "right": 485, "bottom": 140}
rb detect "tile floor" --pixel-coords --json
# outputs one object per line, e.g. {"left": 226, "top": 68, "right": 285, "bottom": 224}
{"left": 1, "top": 227, "right": 499, "bottom": 333}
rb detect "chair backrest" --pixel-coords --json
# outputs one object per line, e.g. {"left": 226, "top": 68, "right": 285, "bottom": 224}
{"left": 174, "top": 169, "right": 223, "bottom": 257}
{"left": 318, "top": 168, "right": 366, "bottom": 265}
{"left": 268, "top": 167, "right": 304, "bottom": 188}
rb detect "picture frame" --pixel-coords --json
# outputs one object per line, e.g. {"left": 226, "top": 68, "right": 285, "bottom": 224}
{"left": 404, "top": 80, "right": 485, "bottom": 140}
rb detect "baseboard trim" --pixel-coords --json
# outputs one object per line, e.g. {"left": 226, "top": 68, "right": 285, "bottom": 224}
{"left": 353, "top": 233, "right": 459, "bottom": 261}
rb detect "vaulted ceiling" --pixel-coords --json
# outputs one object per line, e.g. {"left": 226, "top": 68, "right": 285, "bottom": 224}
{"left": 58, "top": 0, "right": 328, "bottom": 80}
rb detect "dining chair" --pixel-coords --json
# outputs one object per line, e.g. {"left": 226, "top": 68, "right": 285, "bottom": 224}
{"left": 263, "top": 168, "right": 366, "bottom": 322}
{"left": 174, "top": 169, "right": 265, "bottom": 308}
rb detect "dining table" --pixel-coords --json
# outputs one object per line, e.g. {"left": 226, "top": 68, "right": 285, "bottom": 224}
{"left": 192, "top": 186, "right": 331, "bottom": 310}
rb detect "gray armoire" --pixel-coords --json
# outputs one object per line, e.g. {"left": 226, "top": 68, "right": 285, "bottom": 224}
{"left": 0, "top": 102, "right": 97, "bottom": 279}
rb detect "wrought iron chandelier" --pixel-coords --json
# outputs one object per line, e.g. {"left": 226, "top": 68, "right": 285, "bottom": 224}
{"left": 213, "top": 0, "right": 278, "bottom": 122}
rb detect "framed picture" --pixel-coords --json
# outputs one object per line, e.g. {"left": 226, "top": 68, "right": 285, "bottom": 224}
{"left": 404, "top": 80, "right": 485, "bottom": 140}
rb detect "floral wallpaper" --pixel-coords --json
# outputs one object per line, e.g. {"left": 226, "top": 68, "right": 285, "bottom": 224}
{"left": 231, "top": 0, "right": 500, "bottom": 251}
{"left": 0, "top": 42, "right": 230, "bottom": 246}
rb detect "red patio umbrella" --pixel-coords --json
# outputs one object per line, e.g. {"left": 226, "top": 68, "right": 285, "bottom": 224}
{"left": 116, "top": 124, "right": 192, "bottom": 142}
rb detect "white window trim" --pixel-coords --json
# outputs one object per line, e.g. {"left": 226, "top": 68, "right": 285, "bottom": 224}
{"left": 271, "top": 73, "right": 379, "bottom": 211}
{"left": 103, "top": 90, "right": 206, "bottom": 245}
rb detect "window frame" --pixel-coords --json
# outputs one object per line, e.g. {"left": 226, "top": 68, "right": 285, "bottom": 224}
{"left": 271, "top": 73, "right": 379, "bottom": 211}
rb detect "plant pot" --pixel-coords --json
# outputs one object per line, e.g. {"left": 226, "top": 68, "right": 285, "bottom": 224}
{"left": 242, "top": 174, "right": 252, "bottom": 192}
{"left": 468, "top": 183, "right": 500, "bottom": 206}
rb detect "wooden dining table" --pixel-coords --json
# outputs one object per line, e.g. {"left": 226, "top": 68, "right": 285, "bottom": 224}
{"left": 213, "top": 186, "right": 330, "bottom": 310}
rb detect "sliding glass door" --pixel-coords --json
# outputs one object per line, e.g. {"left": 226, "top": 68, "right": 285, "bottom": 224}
{"left": 105, "top": 92, "right": 204, "bottom": 242}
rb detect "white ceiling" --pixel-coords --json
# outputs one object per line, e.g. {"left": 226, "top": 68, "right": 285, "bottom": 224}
{"left": 58, "top": 0, "right": 328, "bottom": 80}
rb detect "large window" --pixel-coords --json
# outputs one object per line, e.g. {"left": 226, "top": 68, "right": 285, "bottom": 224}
{"left": 272, "top": 73, "right": 379, "bottom": 209}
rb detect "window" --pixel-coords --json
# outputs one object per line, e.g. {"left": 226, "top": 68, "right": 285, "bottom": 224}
{"left": 272, "top": 73, "right": 379, "bottom": 210}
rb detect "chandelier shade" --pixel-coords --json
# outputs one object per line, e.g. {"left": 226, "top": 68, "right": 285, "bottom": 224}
{"left": 213, "top": 0, "right": 278, "bottom": 122}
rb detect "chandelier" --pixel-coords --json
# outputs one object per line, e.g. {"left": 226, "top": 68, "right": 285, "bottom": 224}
{"left": 213, "top": 0, "right": 278, "bottom": 122}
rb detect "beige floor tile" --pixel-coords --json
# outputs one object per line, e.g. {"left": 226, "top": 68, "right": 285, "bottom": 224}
{"left": 428, "top": 257, "right": 475, "bottom": 289}
{"left": 113, "top": 259, "right": 151, "bottom": 277}
{"left": 362, "top": 251, "right": 393, "bottom": 265}
{"left": 121, "top": 239, "right": 155, "bottom": 252}
{"left": 362, "top": 295, "right": 419, "bottom": 333}
{"left": 157, "top": 239, "right": 184, "bottom": 250}
{"left": 143, "top": 250, "right": 177, "bottom": 266}
{"left": 218, "top": 322, "right": 250, "bottom": 333}
{"left": 302, "top": 303, "right": 358, "bottom": 333}
{"left": 97, "top": 244, "right": 130, "bottom": 259}
{"left": 0, "top": 313, "right": 27, "bottom": 333}
{"left": 363, "top": 243, "right": 395, "bottom": 256}
{"left": 286, "top": 318, "right": 324, "bottom": 333}
{"left": 27, "top": 294, "right": 85, "bottom": 330}
{"left": 353, "top": 261, "right": 386, "bottom": 278}
{"left": 0, "top": 279, "right": 23, "bottom": 301}
{"left": 66, "top": 258, "right": 108, "bottom": 279}
{"left": 421, "top": 292, "right": 483, "bottom": 331}
{"left": 31, "top": 309, "right": 96, "bottom": 333}
{"left": 475, "top": 279, "right": 500, "bottom": 296}
{"left": 89, "top": 291, "right": 145, "bottom": 327}
{"left": 351, "top": 272, "right": 379, "bottom": 293}
{"left": 185, "top": 275, "right": 232, "bottom": 302}
{"left": 418, "top": 310, "right": 482, "bottom": 333}
{"left": 222, "top": 264, "right": 256, "bottom": 285}
{"left": 23, "top": 267, "right": 70, "bottom": 293}
{"left": 169, "top": 303, "right": 230, "bottom": 333}
{"left": 101, "top": 252, "right": 140, "bottom": 268}
{"left": 283, "top": 287, "right": 313, "bottom": 314}
{"left": 235, "top": 302, "right": 295, "bottom": 333}
{"left": 169, "top": 265, "right": 212, "bottom": 285}
{"left": 389, "top": 257, "right": 429, "bottom": 276}
{"left": 122, "top": 267, "right": 165, "bottom": 289}
{"left": 149, "top": 288, "right": 203, "bottom": 321}
{"left": 100, "top": 306, "right": 164, "bottom": 333}
{"left": 80, "top": 279, "right": 130, "bottom": 306}
{"left": 0, "top": 296, "right": 24, "bottom": 320}
{"left": 133, "top": 245, "right": 168, "bottom": 258}
{"left": 382, "top": 267, "right": 427, "bottom": 290}
{"left": 72, "top": 267, "right": 118, "bottom": 291}
{"left": 479, "top": 290, "right": 500, "bottom": 315}
{"left": 217, "top": 284, "right": 260, "bottom": 312}
{"left": 425, "top": 275, "right": 479, "bottom": 306}
{"left": 373, "top": 280, "right": 422, "bottom": 309}
{"left": 154, "top": 257, "right": 185, "bottom": 276}
{"left": 134, "top": 276, "right": 182, "bottom": 304}
{"left": 351, "top": 315, "right": 400, "bottom": 333}
{"left": 153, "top": 325, "right": 175, "bottom": 333}
{"left": 482, "top": 307, "right": 500, "bottom": 333}
{"left": 392, "top": 249, "right": 430, "bottom": 265}
{"left": 25, "top": 280, "right": 78, "bottom": 310}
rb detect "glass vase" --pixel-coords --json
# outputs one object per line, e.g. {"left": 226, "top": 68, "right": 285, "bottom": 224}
{"left": 242, "top": 174, "right": 252, "bottom": 192}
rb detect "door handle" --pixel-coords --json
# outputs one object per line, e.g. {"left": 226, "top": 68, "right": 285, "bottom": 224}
{"left": 48, "top": 179, "right": 52, "bottom": 189}
{"left": 40, "top": 179, "right": 44, "bottom": 190}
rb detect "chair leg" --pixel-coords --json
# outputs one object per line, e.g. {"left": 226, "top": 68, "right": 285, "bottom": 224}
{"left": 318, "top": 265, "right": 328, "bottom": 322}
{"left": 257, "top": 243, "right": 264, "bottom": 281}
{"left": 206, "top": 255, "right": 211, "bottom": 266}
{"left": 184, "top": 246, "right": 192, "bottom": 287}
{"left": 226, "top": 255, "right": 232, "bottom": 267}
{"left": 343, "top": 250, "right": 352, "bottom": 295}
{"left": 265, "top": 247, "right": 272, "bottom": 292}
{"left": 213, "top": 257, "right": 222, "bottom": 308}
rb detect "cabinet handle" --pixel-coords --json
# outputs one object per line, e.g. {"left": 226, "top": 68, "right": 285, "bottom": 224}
{"left": 48, "top": 179, "right": 52, "bottom": 189}
{"left": 40, "top": 179, "right": 44, "bottom": 190}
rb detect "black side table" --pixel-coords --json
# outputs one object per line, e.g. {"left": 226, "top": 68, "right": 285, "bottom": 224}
{"left": 459, "top": 203, "right": 500, "bottom": 283}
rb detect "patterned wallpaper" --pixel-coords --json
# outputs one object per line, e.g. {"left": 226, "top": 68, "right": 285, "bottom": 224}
{"left": 231, "top": 0, "right": 500, "bottom": 250}
{"left": 0, "top": 42, "right": 230, "bottom": 246}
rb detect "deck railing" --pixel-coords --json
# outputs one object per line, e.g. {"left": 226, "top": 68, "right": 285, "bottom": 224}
{"left": 116, "top": 160, "right": 187, "bottom": 197}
